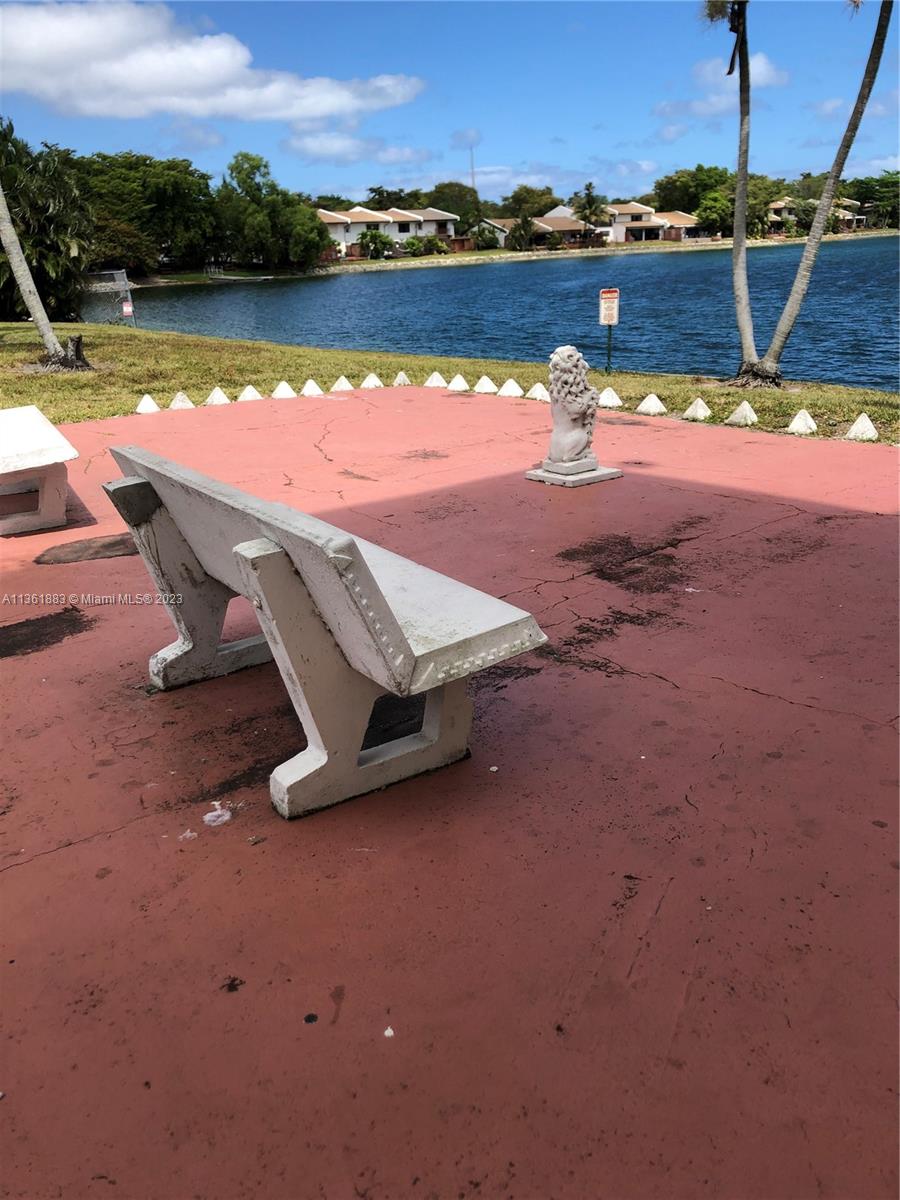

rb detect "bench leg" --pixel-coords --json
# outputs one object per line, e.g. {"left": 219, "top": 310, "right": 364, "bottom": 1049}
{"left": 0, "top": 463, "right": 68, "bottom": 535}
{"left": 104, "top": 477, "right": 272, "bottom": 690}
{"left": 234, "top": 538, "right": 474, "bottom": 819}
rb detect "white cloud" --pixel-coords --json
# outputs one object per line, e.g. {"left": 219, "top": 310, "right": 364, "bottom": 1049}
{"left": 809, "top": 97, "right": 846, "bottom": 119}
{"left": 285, "top": 131, "right": 432, "bottom": 165}
{"left": 165, "top": 119, "right": 224, "bottom": 151}
{"left": 657, "top": 52, "right": 788, "bottom": 122}
{"left": 865, "top": 89, "right": 898, "bottom": 119}
{"left": 0, "top": 3, "right": 424, "bottom": 122}
{"left": 450, "top": 128, "right": 482, "bottom": 150}
{"left": 693, "top": 53, "right": 788, "bottom": 90}
{"left": 658, "top": 123, "right": 689, "bottom": 144}
{"left": 846, "top": 153, "right": 900, "bottom": 175}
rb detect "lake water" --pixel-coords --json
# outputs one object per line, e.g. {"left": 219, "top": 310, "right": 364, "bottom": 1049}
{"left": 95, "top": 235, "right": 899, "bottom": 391}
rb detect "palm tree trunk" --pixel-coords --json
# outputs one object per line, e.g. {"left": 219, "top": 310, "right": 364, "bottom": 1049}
{"left": 0, "top": 176, "right": 68, "bottom": 363}
{"left": 756, "top": 0, "right": 893, "bottom": 378}
{"left": 731, "top": 1, "right": 760, "bottom": 376}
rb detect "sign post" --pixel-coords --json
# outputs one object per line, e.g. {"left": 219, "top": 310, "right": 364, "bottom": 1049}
{"left": 598, "top": 287, "right": 619, "bottom": 374}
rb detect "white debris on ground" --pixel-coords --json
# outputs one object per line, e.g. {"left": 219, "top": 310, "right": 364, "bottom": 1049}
{"left": 202, "top": 801, "right": 231, "bottom": 827}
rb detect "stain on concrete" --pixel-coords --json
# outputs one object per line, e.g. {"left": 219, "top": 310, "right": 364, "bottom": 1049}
{"left": 557, "top": 533, "right": 686, "bottom": 593}
{"left": 220, "top": 976, "right": 245, "bottom": 993}
{"left": 192, "top": 759, "right": 278, "bottom": 805}
{"left": 762, "top": 530, "right": 827, "bottom": 564}
{"left": 535, "top": 640, "right": 625, "bottom": 675}
{"left": 534, "top": 607, "right": 672, "bottom": 673}
{"left": 329, "top": 984, "right": 346, "bottom": 1025}
{"left": 402, "top": 449, "right": 449, "bottom": 460}
{"left": 578, "top": 608, "right": 671, "bottom": 640}
{"left": 469, "top": 662, "right": 542, "bottom": 694}
{"left": 340, "top": 469, "right": 378, "bottom": 482}
{"left": 34, "top": 533, "right": 137, "bottom": 565}
{"left": 0, "top": 607, "right": 97, "bottom": 659}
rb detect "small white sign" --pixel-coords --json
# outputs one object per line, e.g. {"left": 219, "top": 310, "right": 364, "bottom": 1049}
{"left": 599, "top": 288, "right": 619, "bottom": 326}
{"left": 122, "top": 300, "right": 134, "bottom": 317}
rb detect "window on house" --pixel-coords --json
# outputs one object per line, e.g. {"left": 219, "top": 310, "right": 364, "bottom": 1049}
{"left": 366, "top": 223, "right": 379, "bottom": 231}
{"left": 437, "top": 222, "right": 449, "bottom": 234}
{"left": 398, "top": 222, "right": 410, "bottom": 233}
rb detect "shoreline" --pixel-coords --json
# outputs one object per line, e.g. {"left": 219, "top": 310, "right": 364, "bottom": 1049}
{"left": 2, "top": 324, "right": 897, "bottom": 438}
{"left": 131, "top": 229, "right": 899, "bottom": 288}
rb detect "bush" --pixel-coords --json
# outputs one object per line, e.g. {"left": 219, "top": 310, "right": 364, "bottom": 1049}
{"left": 421, "top": 234, "right": 449, "bottom": 255}
{"left": 546, "top": 230, "right": 564, "bottom": 251}
{"left": 474, "top": 225, "right": 500, "bottom": 250}
{"left": 404, "top": 236, "right": 425, "bottom": 257}
{"left": 357, "top": 229, "right": 394, "bottom": 259}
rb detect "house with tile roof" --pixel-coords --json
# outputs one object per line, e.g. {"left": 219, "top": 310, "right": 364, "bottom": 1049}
{"left": 476, "top": 210, "right": 609, "bottom": 248}
{"left": 317, "top": 205, "right": 458, "bottom": 257}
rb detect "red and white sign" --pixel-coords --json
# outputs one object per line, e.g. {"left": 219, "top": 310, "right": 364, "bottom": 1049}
{"left": 122, "top": 300, "right": 134, "bottom": 317}
{"left": 599, "top": 288, "right": 619, "bottom": 326}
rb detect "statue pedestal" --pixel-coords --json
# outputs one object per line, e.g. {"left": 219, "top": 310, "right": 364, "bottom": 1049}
{"left": 525, "top": 453, "right": 622, "bottom": 488}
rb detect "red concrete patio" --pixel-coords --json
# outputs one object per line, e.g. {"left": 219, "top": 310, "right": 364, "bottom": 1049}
{"left": 2, "top": 388, "right": 897, "bottom": 1200}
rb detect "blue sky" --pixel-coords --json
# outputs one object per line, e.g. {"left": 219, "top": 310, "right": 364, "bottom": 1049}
{"left": 2, "top": 1, "right": 897, "bottom": 200}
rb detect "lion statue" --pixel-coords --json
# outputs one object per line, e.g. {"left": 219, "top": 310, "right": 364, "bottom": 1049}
{"left": 547, "top": 345, "right": 599, "bottom": 464}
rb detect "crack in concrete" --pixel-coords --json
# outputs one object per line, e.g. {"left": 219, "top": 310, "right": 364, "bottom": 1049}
{"left": 0, "top": 809, "right": 158, "bottom": 873}
{"left": 627, "top": 875, "right": 675, "bottom": 981}
{"left": 704, "top": 674, "right": 892, "bottom": 728}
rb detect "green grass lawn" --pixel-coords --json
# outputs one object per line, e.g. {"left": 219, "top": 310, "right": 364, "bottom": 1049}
{"left": 1, "top": 321, "right": 897, "bottom": 439}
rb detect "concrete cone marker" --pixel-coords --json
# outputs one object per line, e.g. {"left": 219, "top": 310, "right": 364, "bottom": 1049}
{"left": 845, "top": 413, "right": 878, "bottom": 442}
{"left": 598, "top": 386, "right": 622, "bottom": 408}
{"left": 360, "top": 373, "right": 383, "bottom": 388}
{"left": 392, "top": 371, "right": 412, "bottom": 386}
{"left": 424, "top": 372, "right": 448, "bottom": 388}
{"left": 204, "top": 386, "right": 230, "bottom": 406}
{"left": 683, "top": 397, "right": 712, "bottom": 422}
{"left": 330, "top": 376, "right": 353, "bottom": 392}
{"left": 169, "top": 391, "right": 194, "bottom": 409}
{"left": 498, "top": 379, "right": 524, "bottom": 397}
{"left": 725, "top": 400, "right": 758, "bottom": 427}
{"left": 300, "top": 379, "right": 323, "bottom": 396}
{"left": 473, "top": 375, "right": 498, "bottom": 394}
{"left": 526, "top": 383, "right": 550, "bottom": 402}
{"left": 236, "top": 385, "right": 262, "bottom": 402}
{"left": 635, "top": 394, "right": 667, "bottom": 415}
{"left": 272, "top": 381, "right": 296, "bottom": 398}
{"left": 136, "top": 394, "right": 160, "bottom": 414}
{"left": 447, "top": 374, "right": 470, "bottom": 392}
{"left": 787, "top": 409, "right": 817, "bottom": 435}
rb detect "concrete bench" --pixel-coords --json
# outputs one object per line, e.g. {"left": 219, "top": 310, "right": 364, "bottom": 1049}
{"left": 104, "top": 446, "right": 546, "bottom": 818}
{"left": 0, "top": 406, "right": 78, "bottom": 535}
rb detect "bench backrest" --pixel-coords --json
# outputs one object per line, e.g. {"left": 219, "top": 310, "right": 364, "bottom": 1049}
{"left": 109, "top": 445, "right": 414, "bottom": 692}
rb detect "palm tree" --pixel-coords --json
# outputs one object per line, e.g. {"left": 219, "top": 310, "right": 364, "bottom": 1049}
{"left": 0, "top": 177, "right": 71, "bottom": 366}
{"left": 706, "top": 1, "right": 758, "bottom": 378}
{"left": 0, "top": 122, "right": 90, "bottom": 369}
{"left": 572, "top": 182, "right": 609, "bottom": 244}
{"left": 707, "top": 0, "right": 894, "bottom": 385}
{"left": 758, "top": 0, "right": 893, "bottom": 382}
{"left": 507, "top": 214, "right": 537, "bottom": 251}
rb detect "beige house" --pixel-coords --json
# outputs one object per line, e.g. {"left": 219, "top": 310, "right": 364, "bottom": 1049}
{"left": 653, "top": 211, "right": 702, "bottom": 240}
{"left": 768, "top": 195, "right": 866, "bottom": 235}
{"left": 767, "top": 197, "right": 798, "bottom": 233}
{"left": 476, "top": 209, "right": 608, "bottom": 248}
{"left": 607, "top": 202, "right": 669, "bottom": 242}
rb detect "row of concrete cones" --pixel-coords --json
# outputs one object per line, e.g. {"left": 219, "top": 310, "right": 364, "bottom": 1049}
{"left": 132, "top": 375, "right": 880, "bottom": 442}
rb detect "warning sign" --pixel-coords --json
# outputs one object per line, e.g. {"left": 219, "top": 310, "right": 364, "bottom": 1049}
{"left": 599, "top": 288, "right": 619, "bottom": 326}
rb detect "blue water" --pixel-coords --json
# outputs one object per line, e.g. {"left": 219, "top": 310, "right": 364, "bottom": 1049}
{"left": 94, "top": 236, "right": 899, "bottom": 390}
